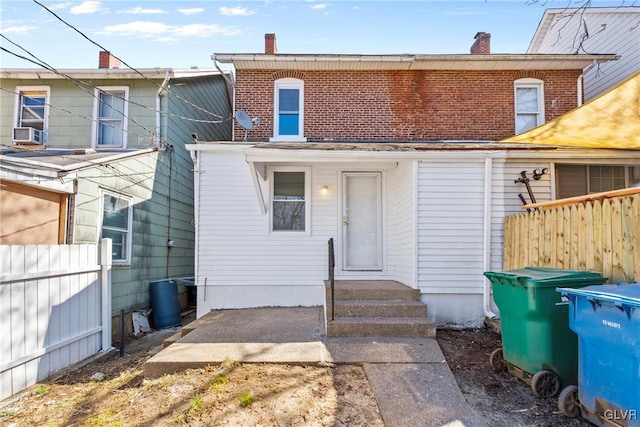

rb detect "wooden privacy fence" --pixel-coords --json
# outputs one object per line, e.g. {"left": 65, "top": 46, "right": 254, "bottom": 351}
{"left": 0, "top": 240, "right": 112, "bottom": 400}
{"left": 503, "top": 188, "right": 640, "bottom": 283}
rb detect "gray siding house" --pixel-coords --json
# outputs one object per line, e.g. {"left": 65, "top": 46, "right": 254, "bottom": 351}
{"left": 528, "top": 7, "right": 640, "bottom": 101}
{"left": 0, "top": 53, "right": 232, "bottom": 339}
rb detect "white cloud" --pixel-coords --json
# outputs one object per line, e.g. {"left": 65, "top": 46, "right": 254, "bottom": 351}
{"left": 99, "top": 21, "right": 239, "bottom": 41}
{"left": 69, "top": 1, "right": 106, "bottom": 15}
{"left": 49, "top": 2, "right": 73, "bottom": 10}
{"left": 118, "top": 7, "right": 168, "bottom": 15}
{"left": 219, "top": 6, "right": 255, "bottom": 16}
{"left": 178, "top": 8, "right": 205, "bottom": 16}
{"left": 310, "top": 3, "right": 331, "bottom": 10}
{"left": 0, "top": 25, "right": 37, "bottom": 34}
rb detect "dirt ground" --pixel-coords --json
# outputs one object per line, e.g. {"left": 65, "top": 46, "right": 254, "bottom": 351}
{"left": 1, "top": 326, "right": 589, "bottom": 427}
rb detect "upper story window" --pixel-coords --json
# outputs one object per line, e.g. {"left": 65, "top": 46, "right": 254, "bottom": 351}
{"left": 101, "top": 191, "right": 132, "bottom": 264}
{"left": 93, "top": 86, "right": 129, "bottom": 148}
{"left": 514, "top": 78, "right": 545, "bottom": 134}
{"left": 269, "top": 167, "right": 311, "bottom": 234}
{"left": 15, "top": 87, "right": 49, "bottom": 139}
{"left": 271, "top": 78, "right": 306, "bottom": 142}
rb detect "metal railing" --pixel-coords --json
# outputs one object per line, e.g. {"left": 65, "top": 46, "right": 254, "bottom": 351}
{"left": 328, "top": 237, "right": 335, "bottom": 321}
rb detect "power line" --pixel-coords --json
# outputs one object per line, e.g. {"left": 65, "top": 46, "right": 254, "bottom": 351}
{"left": 0, "top": 86, "right": 157, "bottom": 147}
{"left": 1, "top": 45, "right": 159, "bottom": 140}
{"left": 1, "top": 38, "right": 231, "bottom": 127}
{"left": 32, "top": 0, "right": 230, "bottom": 121}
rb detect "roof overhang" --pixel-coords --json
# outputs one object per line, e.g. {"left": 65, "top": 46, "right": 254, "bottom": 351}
{"left": 0, "top": 68, "right": 171, "bottom": 80}
{"left": 187, "top": 142, "right": 640, "bottom": 163}
{"left": 212, "top": 53, "right": 619, "bottom": 71}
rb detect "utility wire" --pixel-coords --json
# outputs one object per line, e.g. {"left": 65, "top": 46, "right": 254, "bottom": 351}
{"left": 32, "top": 0, "right": 230, "bottom": 121}
{"left": 1, "top": 45, "right": 159, "bottom": 139}
{"left": 0, "top": 86, "right": 158, "bottom": 148}
{"left": 1, "top": 37, "right": 230, "bottom": 126}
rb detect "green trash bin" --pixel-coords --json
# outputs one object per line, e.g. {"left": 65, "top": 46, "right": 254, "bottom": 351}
{"left": 484, "top": 267, "right": 607, "bottom": 398}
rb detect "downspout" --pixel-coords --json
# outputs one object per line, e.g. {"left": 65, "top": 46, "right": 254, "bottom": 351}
{"left": 156, "top": 71, "right": 171, "bottom": 145}
{"left": 483, "top": 157, "right": 497, "bottom": 319}
{"left": 577, "top": 60, "right": 596, "bottom": 107}
{"left": 212, "top": 55, "right": 236, "bottom": 141}
{"left": 189, "top": 148, "right": 202, "bottom": 311}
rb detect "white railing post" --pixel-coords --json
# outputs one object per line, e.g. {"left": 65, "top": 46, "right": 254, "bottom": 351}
{"left": 100, "top": 239, "right": 113, "bottom": 352}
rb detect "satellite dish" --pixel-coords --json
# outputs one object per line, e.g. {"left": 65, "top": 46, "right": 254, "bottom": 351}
{"left": 235, "top": 110, "right": 254, "bottom": 142}
{"left": 236, "top": 110, "right": 253, "bottom": 130}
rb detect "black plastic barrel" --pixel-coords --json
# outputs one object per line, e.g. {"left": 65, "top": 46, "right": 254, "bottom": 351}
{"left": 150, "top": 279, "right": 181, "bottom": 329}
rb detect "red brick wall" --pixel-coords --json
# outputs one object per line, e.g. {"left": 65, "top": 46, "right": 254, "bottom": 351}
{"left": 233, "top": 69, "right": 580, "bottom": 142}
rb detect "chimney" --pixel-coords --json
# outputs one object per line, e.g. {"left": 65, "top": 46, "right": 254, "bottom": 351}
{"left": 470, "top": 32, "right": 491, "bottom": 55}
{"left": 99, "top": 51, "right": 121, "bottom": 69}
{"left": 265, "top": 33, "right": 277, "bottom": 54}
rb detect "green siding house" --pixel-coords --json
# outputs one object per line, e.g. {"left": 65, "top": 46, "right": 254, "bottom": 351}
{"left": 0, "top": 55, "right": 232, "bottom": 340}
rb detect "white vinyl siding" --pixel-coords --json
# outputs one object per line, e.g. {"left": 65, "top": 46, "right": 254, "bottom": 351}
{"left": 195, "top": 151, "right": 326, "bottom": 312}
{"left": 489, "top": 160, "right": 553, "bottom": 272}
{"left": 386, "top": 160, "right": 416, "bottom": 286}
{"left": 416, "top": 160, "right": 486, "bottom": 294}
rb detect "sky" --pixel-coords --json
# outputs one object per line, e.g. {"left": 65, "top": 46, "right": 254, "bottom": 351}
{"left": 0, "top": 0, "right": 632, "bottom": 70}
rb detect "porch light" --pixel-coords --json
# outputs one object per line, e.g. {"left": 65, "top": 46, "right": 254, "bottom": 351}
{"left": 321, "top": 185, "right": 329, "bottom": 195}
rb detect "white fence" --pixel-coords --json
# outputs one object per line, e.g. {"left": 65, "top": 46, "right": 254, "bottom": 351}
{"left": 0, "top": 240, "right": 112, "bottom": 400}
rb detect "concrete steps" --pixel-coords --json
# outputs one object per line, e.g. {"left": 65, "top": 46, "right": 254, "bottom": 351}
{"left": 326, "top": 280, "right": 436, "bottom": 338}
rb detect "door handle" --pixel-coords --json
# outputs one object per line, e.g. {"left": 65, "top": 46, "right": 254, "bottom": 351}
{"left": 342, "top": 216, "right": 348, "bottom": 226}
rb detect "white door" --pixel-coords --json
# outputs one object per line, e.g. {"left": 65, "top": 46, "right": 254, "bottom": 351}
{"left": 342, "top": 172, "right": 382, "bottom": 270}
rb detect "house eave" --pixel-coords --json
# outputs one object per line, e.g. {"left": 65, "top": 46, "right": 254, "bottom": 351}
{"left": 187, "top": 141, "right": 640, "bottom": 163}
{"left": 0, "top": 68, "right": 172, "bottom": 80}
{"left": 212, "top": 53, "right": 619, "bottom": 71}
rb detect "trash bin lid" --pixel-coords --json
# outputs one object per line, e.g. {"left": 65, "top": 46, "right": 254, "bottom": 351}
{"left": 558, "top": 284, "right": 640, "bottom": 308}
{"left": 484, "top": 267, "right": 607, "bottom": 288}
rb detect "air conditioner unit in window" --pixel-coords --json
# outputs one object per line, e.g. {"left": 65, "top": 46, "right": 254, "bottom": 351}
{"left": 13, "top": 127, "right": 42, "bottom": 144}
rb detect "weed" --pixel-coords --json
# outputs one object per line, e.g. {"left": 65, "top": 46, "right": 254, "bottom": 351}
{"left": 35, "top": 385, "right": 49, "bottom": 395}
{"left": 209, "top": 375, "right": 229, "bottom": 393}
{"left": 221, "top": 356, "right": 237, "bottom": 369}
{"left": 239, "top": 391, "right": 255, "bottom": 408}
{"left": 85, "top": 409, "right": 122, "bottom": 427}
{"left": 0, "top": 410, "right": 16, "bottom": 419}
{"left": 188, "top": 395, "right": 202, "bottom": 412}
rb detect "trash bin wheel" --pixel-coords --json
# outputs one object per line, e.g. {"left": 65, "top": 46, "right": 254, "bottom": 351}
{"left": 531, "top": 370, "right": 561, "bottom": 398}
{"left": 558, "top": 385, "right": 580, "bottom": 418}
{"left": 489, "top": 348, "right": 508, "bottom": 372}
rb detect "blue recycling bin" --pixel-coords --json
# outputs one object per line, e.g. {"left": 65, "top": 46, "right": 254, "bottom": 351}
{"left": 557, "top": 284, "right": 640, "bottom": 426}
{"left": 150, "top": 279, "right": 182, "bottom": 329}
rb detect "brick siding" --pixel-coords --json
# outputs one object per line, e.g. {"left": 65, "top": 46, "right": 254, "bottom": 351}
{"left": 233, "top": 69, "right": 580, "bottom": 142}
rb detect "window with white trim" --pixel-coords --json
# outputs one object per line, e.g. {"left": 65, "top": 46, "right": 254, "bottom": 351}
{"left": 15, "top": 86, "right": 49, "bottom": 132}
{"left": 556, "top": 164, "right": 639, "bottom": 199}
{"left": 514, "top": 78, "right": 544, "bottom": 134}
{"left": 270, "top": 167, "right": 310, "bottom": 233}
{"left": 271, "top": 78, "right": 306, "bottom": 142}
{"left": 101, "top": 191, "right": 133, "bottom": 264}
{"left": 93, "top": 86, "right": 129, "bottom": 148}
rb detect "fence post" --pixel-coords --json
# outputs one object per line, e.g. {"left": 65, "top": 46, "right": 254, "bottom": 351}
{"left": 100, "top": 239, "right": 113, "bottom": 352}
